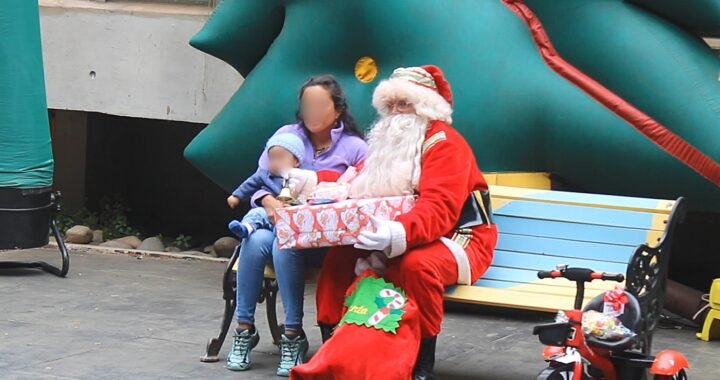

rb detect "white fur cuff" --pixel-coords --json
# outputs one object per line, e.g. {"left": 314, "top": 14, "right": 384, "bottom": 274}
{"left": 387, "top": 221, "right": 408, "bottom": 258}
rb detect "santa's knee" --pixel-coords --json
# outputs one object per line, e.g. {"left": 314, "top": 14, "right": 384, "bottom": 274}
{"left": 388, "top": 254, "right": 443, "bottom": 292}
{"left": 399, "top": 251, "right": 437, "bottom": 274}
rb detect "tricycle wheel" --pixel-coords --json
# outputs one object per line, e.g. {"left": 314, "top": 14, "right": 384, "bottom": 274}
{"left": 536, "top": 364, "right": 576, "bottom": 380}
{"left": 654, "top": 369, "right": 687, "bottom": 380}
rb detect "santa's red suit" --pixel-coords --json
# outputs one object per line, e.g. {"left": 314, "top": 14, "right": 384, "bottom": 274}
{"left": 315, "top": 65, "right": 499, "bottom": 340}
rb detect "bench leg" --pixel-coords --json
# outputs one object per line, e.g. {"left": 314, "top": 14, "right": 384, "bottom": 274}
{"left": 263, "top": 277, "right": 283, "bottom": 345}
{"left": 0, "top": 218, "right": 70, "bottom": 277}
{"left": 201, "top": 245, "right": 240, "bottom": 363}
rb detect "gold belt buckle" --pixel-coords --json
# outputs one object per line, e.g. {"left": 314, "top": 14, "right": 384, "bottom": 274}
{"left": 452, "top": 228, "right": 473, "bottom": 249}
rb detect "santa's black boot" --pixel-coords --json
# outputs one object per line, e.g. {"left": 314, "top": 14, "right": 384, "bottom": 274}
{"left": 413, "top": 336, "right": 437, "bottom": 380}
{"left": 318, "top": 323, "right": 335, "bottom": 343}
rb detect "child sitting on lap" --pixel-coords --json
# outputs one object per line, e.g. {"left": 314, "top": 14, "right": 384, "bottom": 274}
{"left": 226, "top": 133, "right": 305, "bottom": 239}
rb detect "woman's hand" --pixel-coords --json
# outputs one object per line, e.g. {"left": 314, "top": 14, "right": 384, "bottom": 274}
{"left": 261, "top": 195, "right": 285, "bottom": 224}
{"left": 227, "top": 195, "right": 241, "bottom": 209}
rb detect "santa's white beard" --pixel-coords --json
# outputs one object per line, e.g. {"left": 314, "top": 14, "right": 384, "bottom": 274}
{"left": 350, "top": 113, "right": 429, "bottom": 198}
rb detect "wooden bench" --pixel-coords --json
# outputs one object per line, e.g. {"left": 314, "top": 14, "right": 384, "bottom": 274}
{"left": 201, "top": 184, "right": 685, "bottom": 362}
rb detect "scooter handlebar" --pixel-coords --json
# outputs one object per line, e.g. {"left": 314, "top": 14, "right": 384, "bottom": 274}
{"left": 537, "top": 267, "right": 625, "bottom": 283}
{"left": 595, "top": 272, "right": 625, "bottom": 282}
{"left": 537, "top": 270, "right": 561, "bottom": 279}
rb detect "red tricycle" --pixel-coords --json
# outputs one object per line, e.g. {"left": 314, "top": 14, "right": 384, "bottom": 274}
{"left": 533, "top": 265, "right": 689, "bottom": 380}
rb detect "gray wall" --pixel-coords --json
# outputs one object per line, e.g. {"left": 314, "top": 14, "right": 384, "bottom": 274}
{"left": 40, "top": 0, "right": 241, "bottom": 124}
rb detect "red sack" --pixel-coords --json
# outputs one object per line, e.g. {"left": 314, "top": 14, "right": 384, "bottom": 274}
{"left": 291, "top": 271, "right": 421, "bottom": 380}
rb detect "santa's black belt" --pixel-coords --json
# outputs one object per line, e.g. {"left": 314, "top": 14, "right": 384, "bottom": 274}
{"left": 449, "top": 190, "right": 493, "bottom": 249}
{"left": 455, "top": 190, "right": 493, "bottom": 229}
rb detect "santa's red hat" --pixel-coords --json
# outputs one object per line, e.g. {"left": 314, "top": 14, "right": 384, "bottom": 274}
{"left": 372, "top": 65, "right": 453, "bottom": 123}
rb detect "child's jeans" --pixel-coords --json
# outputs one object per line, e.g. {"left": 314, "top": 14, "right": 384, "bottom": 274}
{"left": 240, "top": 207, "right": 273, "bottom": 232}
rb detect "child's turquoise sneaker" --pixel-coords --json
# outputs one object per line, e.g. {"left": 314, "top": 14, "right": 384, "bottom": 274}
{"left": 226, "top": 327, "right": 259, "bottom": 371}
{"left": 276, "top": 333, "right": 309, "bottom": 377}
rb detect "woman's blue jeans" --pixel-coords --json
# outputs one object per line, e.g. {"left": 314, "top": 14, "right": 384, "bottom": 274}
{"left": 234, "top": 228, "right": 326, "bottom": 331}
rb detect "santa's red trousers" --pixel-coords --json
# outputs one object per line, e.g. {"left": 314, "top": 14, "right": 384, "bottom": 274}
{"left": 316, "top": 225, "right": 498, "bottom": 338}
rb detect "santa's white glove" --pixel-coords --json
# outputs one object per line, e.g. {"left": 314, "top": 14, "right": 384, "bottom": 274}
{"left": 285, "top": 168, "right": 318, "bottom": 196}
{"left": 354, "top": 216, "right": 407, "bottom": 258}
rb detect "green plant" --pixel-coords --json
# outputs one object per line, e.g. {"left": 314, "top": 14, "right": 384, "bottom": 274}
{"left": 55, "top": 194, "right": 141, "bottom": 240}
{"left": 172, "top": 234, "right": 193, "bottom": 251}
{"left": 97, "top": 195, "right": 140, "bottom": 240}
{"left": 55, "top": 213, "right": 76, "bottom": 235}
{"left": 55, "top": 208, "right": 98, "bottom": 234}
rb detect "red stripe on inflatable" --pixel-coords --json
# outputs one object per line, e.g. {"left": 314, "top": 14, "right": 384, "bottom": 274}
{"left": 501, "top": 0, "right": 720, "bottom": 187}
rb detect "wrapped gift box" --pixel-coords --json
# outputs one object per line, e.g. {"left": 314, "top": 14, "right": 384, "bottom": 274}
{"left": 275, "top": 196, "right": 416, "bottom": 249}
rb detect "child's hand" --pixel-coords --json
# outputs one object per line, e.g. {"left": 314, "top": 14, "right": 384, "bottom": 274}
{"left": 227, "top": 195, "right": 241, "bottom": 209}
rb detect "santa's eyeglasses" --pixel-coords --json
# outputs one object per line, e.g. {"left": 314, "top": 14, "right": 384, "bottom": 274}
{"left": 386, "top": 99, "right": 414, "bottom": 112}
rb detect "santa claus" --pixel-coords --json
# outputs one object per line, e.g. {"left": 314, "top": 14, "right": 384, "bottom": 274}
{"left": 290, "top": 65, "right": 498, "bottom": 379}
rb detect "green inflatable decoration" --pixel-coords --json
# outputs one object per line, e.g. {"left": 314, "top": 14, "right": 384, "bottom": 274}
{"left": 0, "top": 0, "right": 53, "bottom": 189}
{"left": 627, "top": 0, "right": 720, "bottom": 37}
{"left": 186, "top": 0, "right": 720, "bottom": 211}
{"left": 0, "top": 1, "right": 69, "bottom": 277}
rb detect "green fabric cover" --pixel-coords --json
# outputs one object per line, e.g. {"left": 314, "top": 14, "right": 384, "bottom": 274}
{"left": 0, "top": 0, "right": 53, "bottom": 189}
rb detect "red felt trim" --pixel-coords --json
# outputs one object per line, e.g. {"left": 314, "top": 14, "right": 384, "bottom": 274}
{"left": 316, "top": 170, "right": 342, "bottom": 183}
{"left": 501, "top": 0, "right": 720, "bottom": 187}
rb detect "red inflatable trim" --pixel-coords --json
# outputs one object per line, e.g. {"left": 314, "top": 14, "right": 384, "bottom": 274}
{"left": 502, "top": 0, "right": 720, "bottom": 187}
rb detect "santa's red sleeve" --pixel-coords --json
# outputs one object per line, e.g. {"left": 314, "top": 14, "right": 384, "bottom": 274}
{"left": 394, "top": 122, "right": 472, "bottom": 249}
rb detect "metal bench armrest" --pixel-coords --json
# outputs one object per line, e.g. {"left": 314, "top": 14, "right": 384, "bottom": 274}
{"left": 625, "top": 197, "right": 687, "bottom": 354}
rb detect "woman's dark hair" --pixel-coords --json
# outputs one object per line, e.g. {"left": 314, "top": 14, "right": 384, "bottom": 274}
{"left": 296, "top": 75, "right": 364, "bottom": 138}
